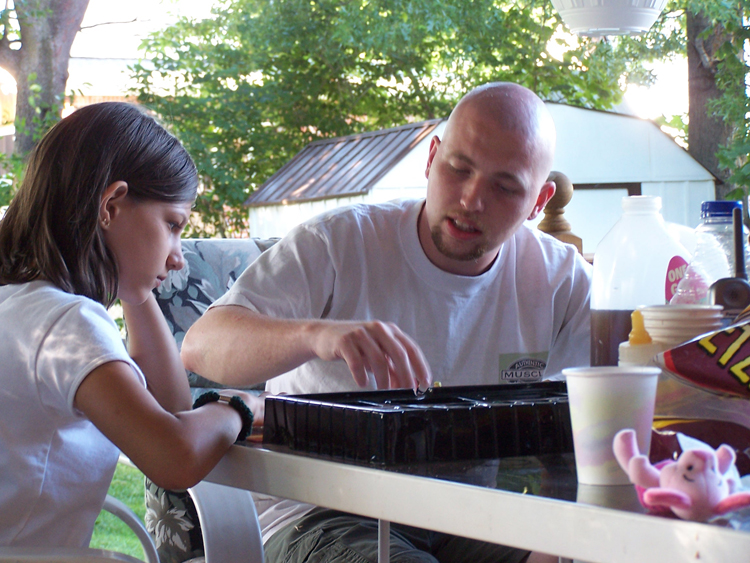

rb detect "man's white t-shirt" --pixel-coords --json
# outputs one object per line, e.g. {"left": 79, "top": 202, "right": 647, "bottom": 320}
{"left": 214, "top": 198, "right": 592, "bottom": 541}
{"left": 0, "top": 281, "right": 146, "bottom": 547}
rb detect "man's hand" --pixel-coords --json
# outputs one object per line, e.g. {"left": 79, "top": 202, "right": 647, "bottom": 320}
{"left": 182, "top": 306, "right": 432, "bottom": 391}
{"left": 308, "top": 320, "right": 432, "bottom": 391}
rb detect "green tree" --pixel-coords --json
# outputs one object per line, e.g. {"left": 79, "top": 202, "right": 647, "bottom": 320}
{"left": 0, "top": 0, "right": 91, "bottom": 206}
{"left": 682, "top": 0, "right": 750, "bottom": 201}
{"left": 133, "top": 0, "right": 682, "bottom": 237}
{"left": 635, "top": 0, "right": 750, "bottom": 203}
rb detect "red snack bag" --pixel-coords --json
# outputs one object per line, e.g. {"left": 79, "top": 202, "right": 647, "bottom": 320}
{"left": 656, "top": 323, "right": 750, "bottom": 400}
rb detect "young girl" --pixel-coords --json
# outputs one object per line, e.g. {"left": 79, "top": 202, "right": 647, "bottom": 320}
{"left": 0, "top": 102, "right": 263, "bottom": 547}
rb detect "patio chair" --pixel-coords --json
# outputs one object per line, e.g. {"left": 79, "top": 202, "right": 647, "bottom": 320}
{"left": 101, "top": 493, "right": 158, "bottom": 563}
{"left": 0, "top": 493, "right": 157, "bottom": 563}
{"left": 0, "top": 461, "right": 263, "bottom": 563}
{"left": 0, "top": 548, "right": 144, "bottom": 563}
{"left": 146, "top": 237, "right": 278, "bottom": 563}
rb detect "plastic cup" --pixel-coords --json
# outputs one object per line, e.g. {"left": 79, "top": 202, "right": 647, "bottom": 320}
{"left": 639, "top": 304, "right": 724, "bottom": 347}
{"left": 639, "top": 304, "right": 724, "bottom": 316}
{"left": 638, "top": 304, "right": 723, "bottom": 319}
{"left": 644, "top": 326, "right": 721, "bottom": 342}
{"left": 563, "top": 366, "right": 660, "bottom": 485}
{"left": 642, "top": 318, "right": 723, "bottom": 329}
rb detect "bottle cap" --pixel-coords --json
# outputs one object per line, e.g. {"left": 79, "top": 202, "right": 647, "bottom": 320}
{"left": 701, "top": 200, "right": 742, "bottom": 219}
{"left": 628, "top": 309, "right": 652, "bottom": 345}
{"left": 622, "top": 195, "right": 661, "bottom": 214}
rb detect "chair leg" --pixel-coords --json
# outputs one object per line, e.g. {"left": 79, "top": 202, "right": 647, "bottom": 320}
{"left": 377, "top": 520, "right": 390, "bottom": 563}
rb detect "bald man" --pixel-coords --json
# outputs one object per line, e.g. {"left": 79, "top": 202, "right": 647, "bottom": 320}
{"left": 182, "top": 82, "right": 591, "bottom": 563}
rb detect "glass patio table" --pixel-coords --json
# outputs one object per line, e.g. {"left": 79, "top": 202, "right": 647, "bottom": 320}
{"left": 205, "top": 441, "right": 750, "bottom": 563}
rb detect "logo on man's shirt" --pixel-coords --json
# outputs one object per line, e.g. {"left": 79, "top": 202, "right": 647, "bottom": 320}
{"left": 498, "top": 352, "right": 548, "bottom": 383}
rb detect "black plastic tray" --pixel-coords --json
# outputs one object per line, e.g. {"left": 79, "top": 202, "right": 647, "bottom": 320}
{"left": 263, "top": 381, "right": 573, "bottom": 465}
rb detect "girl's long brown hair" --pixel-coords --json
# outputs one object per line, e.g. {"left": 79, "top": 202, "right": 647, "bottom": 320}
{"left": 0, "top": 102, "right": 198, "bottom": 306}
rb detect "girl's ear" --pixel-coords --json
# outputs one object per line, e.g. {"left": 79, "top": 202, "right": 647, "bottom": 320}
{"left": 99, "top": 181, "right": 129, "bottom": 229}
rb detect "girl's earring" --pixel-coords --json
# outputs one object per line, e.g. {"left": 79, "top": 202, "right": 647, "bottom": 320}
{"left": 101, "top": 216, "right": 110, "bottom": 228}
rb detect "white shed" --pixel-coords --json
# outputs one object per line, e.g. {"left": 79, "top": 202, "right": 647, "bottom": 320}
{"left": 247, "top": 103, "right": 716, "bottom": 254}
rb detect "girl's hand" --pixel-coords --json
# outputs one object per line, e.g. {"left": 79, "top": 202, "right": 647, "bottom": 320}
{"left": 228, "top": 390, "right": 266, "bottom": 427}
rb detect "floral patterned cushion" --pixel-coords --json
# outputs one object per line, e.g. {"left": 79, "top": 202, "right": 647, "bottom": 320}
{"left": 146, "top": 238, "right": 278, "bottom": 563}
{"left": 145, "top": 480, "right": 203, "bottom": 563}
{"left": 154, "top": 237, "right": 278, "bottom": 390}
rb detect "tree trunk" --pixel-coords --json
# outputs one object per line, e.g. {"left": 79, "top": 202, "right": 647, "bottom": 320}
{"left": 686, "top": 8, "right": 735, "bottom": 198}
{"left": 0, "top": 0, "right": 90, "bottom": 155}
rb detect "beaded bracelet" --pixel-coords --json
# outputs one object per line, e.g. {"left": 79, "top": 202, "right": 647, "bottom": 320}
{"left": 193, "top": 390, "right": 254, "bottom": 442}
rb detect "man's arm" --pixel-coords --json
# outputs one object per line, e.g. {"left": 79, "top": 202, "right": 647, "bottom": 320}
{"left": 181, "top": 305, "right": 432, "bottom": 391}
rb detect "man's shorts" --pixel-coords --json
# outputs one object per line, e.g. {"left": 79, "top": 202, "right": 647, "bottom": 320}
{"left": 263, "top": 507, "right": 531, "bottom": 563}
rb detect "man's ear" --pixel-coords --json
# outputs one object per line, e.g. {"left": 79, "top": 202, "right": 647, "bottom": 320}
{"left": 527, "top": 180, "right": 556, "bottom": 221}
{"left": 99, "top": 181, "right": 129, "bottom": 229}
{"left": 424, "top": 136, "right": 441, "bottom": 179}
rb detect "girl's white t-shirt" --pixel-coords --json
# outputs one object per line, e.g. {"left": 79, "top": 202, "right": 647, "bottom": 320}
{"left": 0, "top": 281, "right": 145, "bottom": 547}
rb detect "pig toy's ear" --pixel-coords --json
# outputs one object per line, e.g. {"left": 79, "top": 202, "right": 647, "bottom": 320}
{"left": 716, "top": 444, "right": 736, "bottom": 476}
{"left": 613, "top": 428, "right": 639, "bottom": 473}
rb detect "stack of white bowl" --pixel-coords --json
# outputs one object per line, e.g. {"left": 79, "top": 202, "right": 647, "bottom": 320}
{"left": 638, "top": 304, "right": 724, "bottom": 348}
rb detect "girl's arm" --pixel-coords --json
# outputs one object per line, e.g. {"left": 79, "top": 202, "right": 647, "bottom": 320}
{"left": 74, "top": 362, "right": 264, "bottom": 490}
{"left": 121, "top": 292, "right": 191, "bottom": 413}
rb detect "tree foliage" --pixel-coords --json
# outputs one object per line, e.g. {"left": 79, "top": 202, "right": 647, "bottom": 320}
{"left": 134, "top": 0, "right": 682, "bottom": 237}
{"left": 0, "top": 0, "right": 90, "bottom": 206}
{"left": 683, "top": 0, "right": 750, "bottom": 201}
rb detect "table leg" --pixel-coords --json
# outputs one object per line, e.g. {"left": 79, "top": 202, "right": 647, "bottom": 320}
{"left": 378, "top": 519, "right": 390, "bottom": 563}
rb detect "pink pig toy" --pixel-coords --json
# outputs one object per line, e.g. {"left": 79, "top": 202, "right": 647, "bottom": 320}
{"left": 613, "top": 428, "right": 750, "bottom": 521}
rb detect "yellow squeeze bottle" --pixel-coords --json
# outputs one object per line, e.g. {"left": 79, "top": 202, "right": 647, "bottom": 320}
{"left": 617, "top": 310, "right": 667, "bottom": 366}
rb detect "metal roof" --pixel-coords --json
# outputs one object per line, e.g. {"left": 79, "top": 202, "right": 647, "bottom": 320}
{"left": 245, "top": 119, "right": 444, "bottom": 207}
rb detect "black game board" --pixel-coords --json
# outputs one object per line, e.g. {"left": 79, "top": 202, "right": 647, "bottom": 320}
{"left": 262, "top": 381, "right": 573, "bottom": 465}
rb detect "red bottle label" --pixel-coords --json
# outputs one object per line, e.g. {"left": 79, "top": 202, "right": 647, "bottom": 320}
{"left": 666, "top": 255, "right": 689, "bottom": 302}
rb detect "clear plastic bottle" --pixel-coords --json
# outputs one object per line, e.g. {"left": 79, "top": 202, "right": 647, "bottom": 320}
{"left": 670, "top": 200, "right": 747, "bottom": 305}
{"left": 591, "top": 196, "right": 690, "bottom": 366}
{"left": 706, "top": 200, "right": 750, "bottom": 269}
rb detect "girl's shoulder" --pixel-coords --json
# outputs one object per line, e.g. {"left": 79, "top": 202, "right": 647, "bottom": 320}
{"left": 0, "top": 281, "right": 112, "bottom": 330}
{"left": 1, "top": 279, "right": 94, "bottom": 305}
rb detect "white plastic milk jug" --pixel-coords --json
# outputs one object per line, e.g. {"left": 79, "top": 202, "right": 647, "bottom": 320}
{"left": 591, "top": 196, "right": 690, "bottom": 366}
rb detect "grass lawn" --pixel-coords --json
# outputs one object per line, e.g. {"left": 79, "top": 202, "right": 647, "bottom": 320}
{"left": 90, "top": 462, "right": 148, "bottom": 560}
